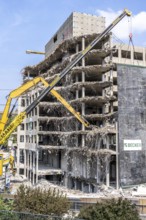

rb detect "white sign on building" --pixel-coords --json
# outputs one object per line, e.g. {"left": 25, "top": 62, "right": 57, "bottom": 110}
{"left": 124, "top": 140, "right": 142, "bottom": 151}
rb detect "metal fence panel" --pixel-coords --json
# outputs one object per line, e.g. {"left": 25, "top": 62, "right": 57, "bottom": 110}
{"left": 0, "top": 210, "right": 83, "bottom": 220}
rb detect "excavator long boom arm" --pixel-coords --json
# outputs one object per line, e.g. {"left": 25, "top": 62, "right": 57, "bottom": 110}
{"left": 0, "top": 77, "right": 90, "bottom": 145}
{"left": 0, "top": 76, "right": 89, "bottom": 133}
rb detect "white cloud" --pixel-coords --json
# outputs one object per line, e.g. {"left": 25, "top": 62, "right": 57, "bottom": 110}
{"left": 132, "top": 12, "right": 146, "bottom": 32}
{"left": 96, "top": 9, "right": 146, "bottom": 41}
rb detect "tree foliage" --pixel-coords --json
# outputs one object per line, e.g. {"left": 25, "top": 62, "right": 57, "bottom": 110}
{"left": 13, "top": 184, "right": 70, "bottom": 216}
{"left": 78, "top": 198, "right": 140, "bottom": 220}
{"left": 0, "top": 195, "right": 13, "bottom": 211}
{"left": 0, "top": 196, "right": 18, "bottom": 220}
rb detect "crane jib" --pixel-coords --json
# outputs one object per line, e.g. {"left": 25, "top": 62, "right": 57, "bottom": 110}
{"left": 26, "top": 9, "right": 131, "bottom": 115}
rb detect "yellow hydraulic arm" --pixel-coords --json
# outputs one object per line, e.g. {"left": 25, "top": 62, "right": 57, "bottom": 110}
{"left": 0, "top": 77, "right": 90, "bottom": 145}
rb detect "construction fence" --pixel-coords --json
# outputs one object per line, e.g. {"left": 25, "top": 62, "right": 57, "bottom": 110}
{"left": 1, "top": 200, "right": 146, "bottom": 219}
{"left": 0, "top": 210, "right": 83, "bottom": 220}
{"left": 0, "top": 210, "right": 145, "bottom": 220}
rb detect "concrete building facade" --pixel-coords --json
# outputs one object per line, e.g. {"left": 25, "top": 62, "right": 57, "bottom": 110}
{"left": 17, "top": 12, "right": 146, "bottom": 192}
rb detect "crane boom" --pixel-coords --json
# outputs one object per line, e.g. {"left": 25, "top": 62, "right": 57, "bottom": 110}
{"left": 0, "top": 8, "right": 131, "bottom": 145}
{"left": 26, "top": 8, "right": 131, "bottom": 115}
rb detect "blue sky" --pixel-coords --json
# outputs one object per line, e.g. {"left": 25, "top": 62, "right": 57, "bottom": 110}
{"left": 0, "top": 0, "right": 146, "bottom": 109}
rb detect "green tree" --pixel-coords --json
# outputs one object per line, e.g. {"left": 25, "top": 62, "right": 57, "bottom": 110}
{"left": 78, "top": 198, "right": 140, "bottom": 220}
{"left": 0, "top": 196, "right": 13, "bottom": 211}
{"left": 0, "top": 196, "right": 18, "bottom": 220}
{"left": 13, "top": 184, "right": 70, "bottom": 216}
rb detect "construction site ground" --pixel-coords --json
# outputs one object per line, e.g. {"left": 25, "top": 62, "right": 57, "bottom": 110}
{"left": 0, "top": 174, "right": 146, "bottom": 219}
{"left": 1, "top": 174, "right": 146, "bottom": 203}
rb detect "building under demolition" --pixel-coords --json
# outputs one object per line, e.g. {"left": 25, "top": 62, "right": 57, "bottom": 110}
{"left": 17, "top": 12, "right": 146, "bottom": 193}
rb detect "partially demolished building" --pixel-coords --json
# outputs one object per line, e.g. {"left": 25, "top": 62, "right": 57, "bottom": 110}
{"left": 17, "top": 12, "right": 146, "bottom": 192}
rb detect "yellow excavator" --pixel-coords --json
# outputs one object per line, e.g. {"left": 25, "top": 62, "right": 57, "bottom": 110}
{"left": 0, "top": 76, "right": 90, "bottom": 176}
{"left": 0, "top": 8, "right": 131, "bottom": 177}
{"left": 0, "top": 76, "right": 90, "bottom": 135}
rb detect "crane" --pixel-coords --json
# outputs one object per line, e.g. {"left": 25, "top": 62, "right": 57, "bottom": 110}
{"left": 0, "top": 8, "right": 131, "bottom": 177}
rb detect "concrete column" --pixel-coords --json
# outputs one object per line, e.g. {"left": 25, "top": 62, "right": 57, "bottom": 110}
{"left": 30, "top": 151, "right": 32, "bottom": 182}
{"left": 32, "top": 152, "right": 35, "bottom": 185}
{"left": 96, "top": 157, "right": 101, "bottom": 184}
{"left": 26, "top": 150, "right": 29, "bottom": 178}
{"left": 106, "top": 136, "right": 110, "bottom": 187}
{"left": 17, "top": 148, "right": 20, "bottom": 175}
{"left": 74, "top": 179, "right": 77, "bottom": 190}
{"left": 76, "top": 42, "right": 79, "bottom": 92}
{"left": 28, "top": 152, "right": 30, "bottom": 180}
{"left": 110, "top": 69, "right": 113, "bottom": 82}
{"left": 81, "top": 181, "right": 84, "bottom": 192}
{"left": 82, "top": 37, "right": 85, "bottom": 148}
{"left": 76, "top": 43, "right": 79, "bottom": 138}
{"left": 86, "top": 157, "right": 90, "bottom": 179}
{"left": 106, "top": 135, "right": 110, "bottom": 149}
{"left": 25, "top": 150, "right": 28, "bottom": 178}
{"left": 110, "top": 102, "right": 114, "bottom": 113}
{"left": 64, "top": 172, "right": 68, "bottom": 187}
{"left": 24, "top": 149, "right": 26, "bottom": 176}
{"left": 36, "top": 150, "right": 38, "bottom": 183}
{"left": 106, "top": 159, "right": 110, "bottom": 187}
{"left": 76, "top": 76, "right": 79, "bottom": 98}
{"left": 27, "top": 152, "right": 29, "bottom": 179}
{"left": 116, "top": 122, "right": 119, "bottom": 189}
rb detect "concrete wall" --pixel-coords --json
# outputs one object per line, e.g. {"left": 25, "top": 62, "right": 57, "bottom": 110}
{"left": 45, "top": 12, "right": 105, "bottom": 57}
{"left": 113, "top": 43, "right": 146, "bottom": 66}
{"left": 117, "top": 64, "right": 146, "bottom": 186}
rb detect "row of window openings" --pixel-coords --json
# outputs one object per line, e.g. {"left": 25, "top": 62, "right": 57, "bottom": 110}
{"left": 26, "top": 108, "right": 38, "bottom": 118}
{"left": 20, "top": 122, "right": 37, "bottom": 130}
{"left": 21, "top": 92, "right": 40, "bottom": 107}
{"left": 20, "top": 135, "right": 37, "bottom": 143}
{"left": 113, "top": 50, "right": 144, "bottom": 61}
{"left": 38, "top": 134, "right": 116, "bottom": 147}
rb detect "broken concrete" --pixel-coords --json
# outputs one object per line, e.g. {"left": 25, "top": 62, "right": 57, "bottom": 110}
{"left": 17, "top": 12, "right": 118, "bottom": 193}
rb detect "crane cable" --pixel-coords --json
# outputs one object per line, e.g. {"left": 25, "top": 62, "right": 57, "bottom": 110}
{"left": 127, "top": 15, "right": 139, "bottom": 65}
